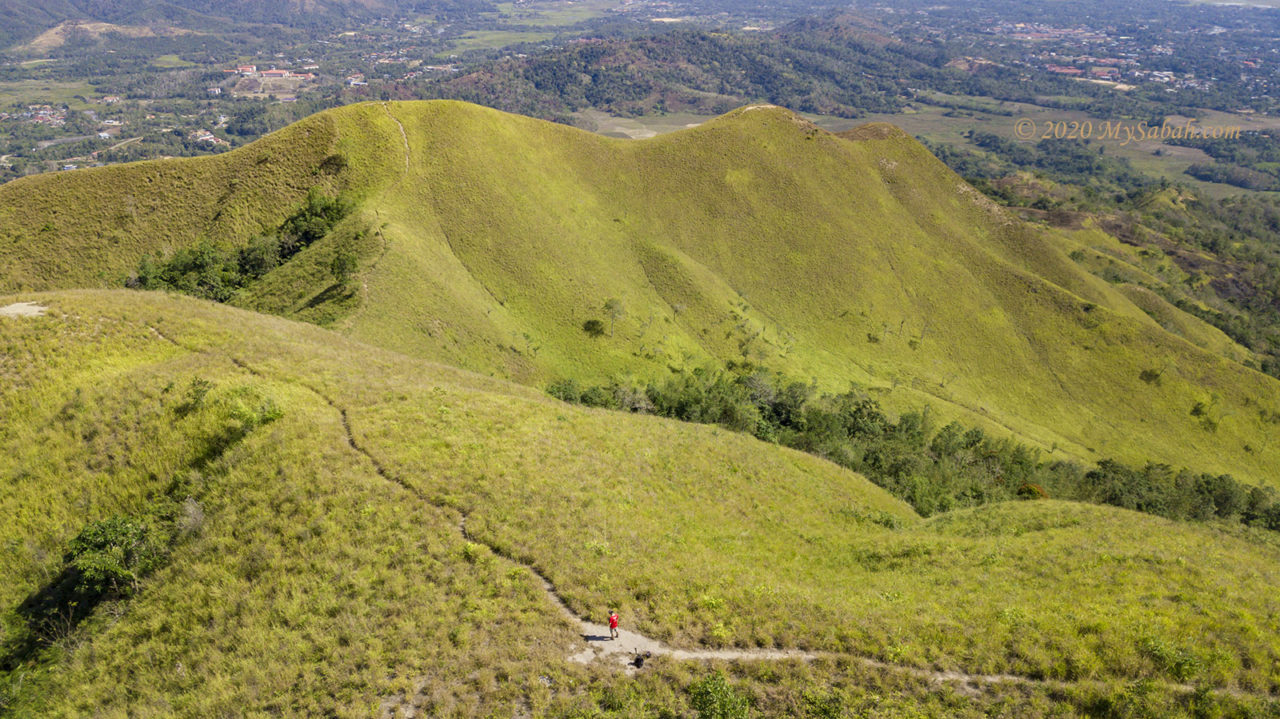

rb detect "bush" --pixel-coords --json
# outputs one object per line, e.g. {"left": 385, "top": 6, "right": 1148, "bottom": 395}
{"left": 579, "top": 384, "right": 616, "bottom": 408}
{"left": 330, "top": 245, "right": 359, "bottom": 284}
{"left": 177, "top": 377, "right": 214, "bottom": 416}
{"left": 1017, "top": 482, "right": 1049, "bottom": 499}
{"left": 66, "top": 516, "right": 167, "bottom": 597}
{"left": 546, "top": 378, "right": 582, "bottom": 403}
{"left": 689, "top": 672, "right": 749, "bottom": 719}
{"left": 1194, "top": 473, "right": 1247, "bottom": 519}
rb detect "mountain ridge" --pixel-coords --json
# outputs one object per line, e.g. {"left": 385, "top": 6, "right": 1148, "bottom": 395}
{"left": 2, "top": 99, "right": 1278, "bottom": 489}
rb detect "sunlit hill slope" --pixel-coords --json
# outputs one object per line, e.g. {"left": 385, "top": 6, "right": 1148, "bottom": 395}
{"left": 2, "top": 100, "right": 1278, "bottom": 488}
{"left": 1, "top": 291, "right": 1279, "bottom": 716}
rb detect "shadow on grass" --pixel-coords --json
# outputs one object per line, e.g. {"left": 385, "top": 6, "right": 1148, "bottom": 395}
{"left": 3, "top": 419, "right": 257, "bottom": 674}
{"left": 2, "top": 566, "right": 102, "bottom": 671}
{"left": 302, "top": 282, "right": 355, "bottom": 310}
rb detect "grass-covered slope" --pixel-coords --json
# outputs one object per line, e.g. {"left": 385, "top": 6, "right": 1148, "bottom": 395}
{"left": 2, "top": 291, "right": 1280, "bottom": 717}
{"left": 341, "top": 102, "right": 1280, "bottom": 487}
{"left": 3, "top": 100, "right": 1280, "bottom": 491}
{"left": 0, "top": 106, "right": 401, "bottom": 293}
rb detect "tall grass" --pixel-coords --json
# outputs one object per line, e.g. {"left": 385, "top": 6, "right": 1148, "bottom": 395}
{"left": 2, "top": 291, "right": 1278, "bottom": 716}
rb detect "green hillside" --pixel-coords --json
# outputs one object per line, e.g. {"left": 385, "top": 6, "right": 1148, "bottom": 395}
{"left": 2, "top": 290, "right": 1279, "bottom": 717}
{"left": 2, "top": 100, "right": 1277, "bottom": 492}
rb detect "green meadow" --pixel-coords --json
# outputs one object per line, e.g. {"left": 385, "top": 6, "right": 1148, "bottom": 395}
{"left": 149, "top": 54, "right": 196, "bottom": 68}
{"left": 492, "top": 0, "right": 620, "bottom": 27}
{"left": 1, "top": 291, "right": 1278, "bottom": 716}
{"left": 0, "top": 80, "right": 96, "bottom": 109}
{"left": 439, "top": 30, "right": 558, "bottom": 56}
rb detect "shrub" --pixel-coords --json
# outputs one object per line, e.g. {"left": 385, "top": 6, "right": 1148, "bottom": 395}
{"left": 330, "top": 245, "right": 359, "bottom": 284}
{"left": 578, "top": 384, "right": 616, "bottom": 408}
{"left": 1194, "top": 473, "right": 1247, "bottom": 519}
{"left": 239, "top": 235, "right": 282, "bottom": 277}
{"left": 227, "top": 396, "right": 284, "bottom": 434}
{"left": 1017, "top": 482, "right": 1049, "bottom": 499}
{"left": 176, "top": 377, "right": 214, "bottom": 416}
{"left": 66, "top": 516, "right": 167, "bottom": 597}
{"left": 688, "top": 672, "right": 749, "bottom": 719}
{"left": 546, "top": 378, "right": 582, "bottom": 403}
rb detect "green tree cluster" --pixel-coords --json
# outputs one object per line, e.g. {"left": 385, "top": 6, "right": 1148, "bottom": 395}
{"left": 549, "top": 365, "right": 1280, "bottom": 528}
{"left": 131, "top": 189, "right": 352, "bottom": 301}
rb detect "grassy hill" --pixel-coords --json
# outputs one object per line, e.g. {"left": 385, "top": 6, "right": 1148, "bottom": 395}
{"left": 2, "top": 290, "right": 1279, "bottom": 717}
{"left": 3, "top": 100, "right": 1277, "bottom": 492}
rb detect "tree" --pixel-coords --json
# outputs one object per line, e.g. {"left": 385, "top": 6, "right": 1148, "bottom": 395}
{"left": 582, "top": 319, "right": 606, "bottom": 337}
{"left": 603, "top": 297, "right": 625, "bottom": 337}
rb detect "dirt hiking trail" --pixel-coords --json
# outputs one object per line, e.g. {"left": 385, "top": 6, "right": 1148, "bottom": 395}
{"left": 458, "top": 516, "right": 815, "bottom": 669}
{"left": 562, "top": 600, "right": 813, "bottom": 667}
{"left": 382, "top": 103, "right": 411, "bottom": 172}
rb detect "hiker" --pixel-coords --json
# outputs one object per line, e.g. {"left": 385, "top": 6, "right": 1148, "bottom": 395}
{"left": 608, "top": 610, "right": 619, "bottom": 640}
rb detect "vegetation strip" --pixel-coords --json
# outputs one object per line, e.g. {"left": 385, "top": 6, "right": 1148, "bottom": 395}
{"left": 548, "top": 368, "right": 1280, "bottom": 529}
{"left": 131, "top": 190, "right": 356, "bottom": 303}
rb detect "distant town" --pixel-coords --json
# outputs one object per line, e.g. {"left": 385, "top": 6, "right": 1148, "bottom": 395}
{"left": 1, "top": 0, "right": 1278, "bottom": 182}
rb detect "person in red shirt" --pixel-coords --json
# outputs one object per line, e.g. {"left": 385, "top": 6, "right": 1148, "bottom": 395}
{"left": 608, "top": 610, "right": 619, "bottom": 640}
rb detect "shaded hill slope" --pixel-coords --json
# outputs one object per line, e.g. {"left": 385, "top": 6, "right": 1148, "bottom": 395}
{"left": 2, "top": 290, "right": 1279, "bottom": 716}
{"left": 2, "top": 101, "right": 1279, "bottom": 490}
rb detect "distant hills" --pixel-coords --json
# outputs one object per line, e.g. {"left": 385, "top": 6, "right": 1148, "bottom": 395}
{"left": 3, "top": 100, "right": 1278, "bottom": 491}
{"left": 0, "top": 0, "right": 493, "bottom": 48}
{"left": 416, "top": 25, "right": 927, "bottom": 121}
